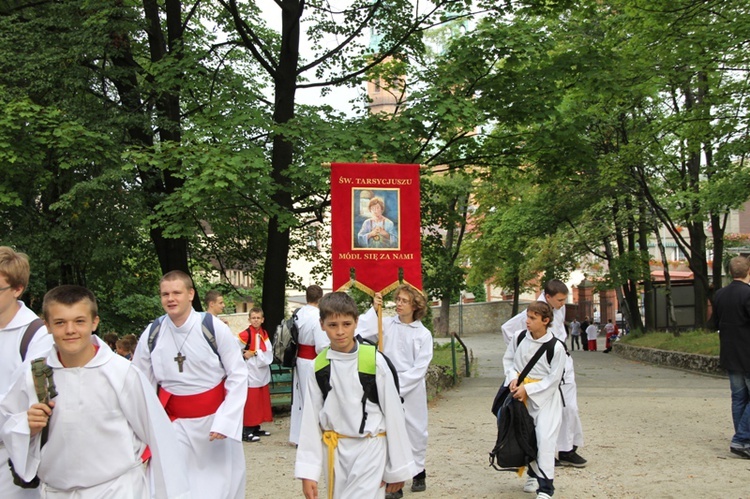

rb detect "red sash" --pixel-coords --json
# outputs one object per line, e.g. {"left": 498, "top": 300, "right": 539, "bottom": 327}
{"left": 158, "top": 380, "right": 226, "bottom": 421}
{"left": 298, "top": 344, "right": 316, "bottom": 360}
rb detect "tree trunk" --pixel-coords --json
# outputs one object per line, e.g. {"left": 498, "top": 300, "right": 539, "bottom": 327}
{"left": 637, "top": 192, "right": 655, "bottom": 332}
{"left": 511, "top": 274, "right": 520, "bottom": 316}
{"left": 262, "top": 0, "right": 302, "bottom": 335}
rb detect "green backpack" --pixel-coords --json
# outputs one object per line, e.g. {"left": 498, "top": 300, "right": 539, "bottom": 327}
{"left": 314, "top": 342, "right": 400, "bottom": 434}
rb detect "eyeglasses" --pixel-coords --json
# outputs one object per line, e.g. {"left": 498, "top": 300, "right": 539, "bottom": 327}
{"left": 395, "top": 297, "right": 412, "bottom": 305}
{"left": 0, "top": 285, "right": 12, "bottom": 293}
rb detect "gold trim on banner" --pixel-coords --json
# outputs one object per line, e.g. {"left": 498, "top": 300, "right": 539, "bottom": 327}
{"left": 321, "top": 162, "right": 428, "bottom": 169}
{"left": 335, "top": 279, "right": 425, "bottom": 298}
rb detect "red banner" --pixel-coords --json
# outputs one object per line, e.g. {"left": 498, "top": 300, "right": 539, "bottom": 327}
{"left": 330, "top": 163, "right": 422, "bottom": 295}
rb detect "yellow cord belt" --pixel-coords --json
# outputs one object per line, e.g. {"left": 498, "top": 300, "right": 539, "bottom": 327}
{"left": 322, "top": 430, "right": 386, "bottom": 499}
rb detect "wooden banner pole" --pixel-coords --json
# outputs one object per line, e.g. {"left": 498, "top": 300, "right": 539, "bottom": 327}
{"left": 377, "top": 302, "right": 383, "bottom": 352}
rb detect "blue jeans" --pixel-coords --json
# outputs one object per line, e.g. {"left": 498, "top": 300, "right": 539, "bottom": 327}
{"left": 728, "top": 371, "right": 750, "bottom": 447}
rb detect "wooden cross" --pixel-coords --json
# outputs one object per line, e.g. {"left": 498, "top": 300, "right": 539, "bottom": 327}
{"left": 174, "top": 352, "right": 186, "bottom": 373}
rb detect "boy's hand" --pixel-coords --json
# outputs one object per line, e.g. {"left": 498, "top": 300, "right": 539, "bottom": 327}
{"left": 28, "top": 401, "right": 54, "bottom": 436}
{"left": 511, "top": 383, "right": 527, "bottom": 403}
{"left": 373, "top": 293, "right": 383, "bottom": 309}
{"left": 302, "top": 479, "right": 318, "bottom": 499}
{"left": 243, "top": 350, "right": 256, "bottom": 359}
{"left": 208, "top": 432, "right": 226, "bottom": 441}
{"left": 508, "top": 379, "right": 518, "bottom": 391}
{"left": 385, "top": 482, "right": 404, "bottom": 493}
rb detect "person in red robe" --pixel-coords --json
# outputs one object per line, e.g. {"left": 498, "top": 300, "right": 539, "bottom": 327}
{"left": 238, "top": 307, "right": 273, "bottom": 442}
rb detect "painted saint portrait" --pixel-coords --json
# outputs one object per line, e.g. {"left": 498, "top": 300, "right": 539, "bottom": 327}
{"left": 353, "top": 189, "right": 399, "bottom": 249}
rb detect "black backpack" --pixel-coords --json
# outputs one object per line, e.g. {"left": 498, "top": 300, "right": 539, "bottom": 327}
{"left": 489, "top": 396, "right": 538, "bottom": 470}
{"left": 489, "top": 330, "right": 560, "bottom": 470}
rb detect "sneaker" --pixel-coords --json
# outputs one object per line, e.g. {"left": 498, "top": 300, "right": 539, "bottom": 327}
{"left": 254, "top": 429, "right": 271, "bottom": 437}
{"left": 411, "top": 477, "right": 426, "bottom": 492}
{"left": 558, "top": 449, "right": 587, "bottom": 467}
{"left": 242, "top": 434, "right": 260, "bottom": 443}
{"left": 536, "top": 493, "right": 552, "bottom": 499}
{"left": 730, "top": 446, "right": 750, "bottom": 459}
{"left": 385, "top": 490, "right": 403, "bottom": 499}
{"left": 523, "top": 476, "right": 537, "bottom": 493}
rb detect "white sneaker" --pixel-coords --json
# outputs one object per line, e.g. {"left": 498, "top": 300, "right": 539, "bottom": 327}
{"left": 523, "top": 476, "right": 537, "bottom": 493}
{"left": 536, "top": 493, "right": 552, "bottom": 499}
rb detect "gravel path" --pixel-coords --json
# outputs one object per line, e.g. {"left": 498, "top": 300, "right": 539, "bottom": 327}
{"left": 245, "top": 333, "right": 750, "bottom": 498}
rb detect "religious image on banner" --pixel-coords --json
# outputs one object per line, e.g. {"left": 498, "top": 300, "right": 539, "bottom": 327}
{"left": 353, "top": 188, "right": 400, "bottom": 250}
{"left": 330, "top": 163, "right": 422, "bottom": 296}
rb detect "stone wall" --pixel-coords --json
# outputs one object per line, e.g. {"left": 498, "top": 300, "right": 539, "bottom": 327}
{"left": 430, "top": 300, "right": 521, "bottom": 337}
{"left": 613, "top": 343, "right": 725, "bottom": 376}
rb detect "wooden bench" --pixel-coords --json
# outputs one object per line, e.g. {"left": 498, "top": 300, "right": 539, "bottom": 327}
{"left": 269, "top": 363, "right": 294, "bottom": 408}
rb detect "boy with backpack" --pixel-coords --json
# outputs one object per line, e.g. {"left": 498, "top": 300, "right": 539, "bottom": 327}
{"left": 503, "top": 301, "right": 566, "bottom": 499}
{"left": 132, "top": 270, "right": 247, "bottom": 499}
{"left": 0, "top": 246, "right": 54, "bottom": 499}
{"left": 295, "top": 292, "right": 414, "bottom": 499}
{"left": 238, "top": 307, "right": 273, "bottom": 442}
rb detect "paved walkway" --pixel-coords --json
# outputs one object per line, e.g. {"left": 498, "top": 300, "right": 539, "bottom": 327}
{"left": 245, "top": 334, "right": 749, "bottom": 498}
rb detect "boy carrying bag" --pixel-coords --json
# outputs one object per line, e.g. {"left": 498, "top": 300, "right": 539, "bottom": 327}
{"left": 489, "top": 331, "right": 556, "bottom": 469}
{"left": 495, "top": 301, "right": 566, "bottom": 499}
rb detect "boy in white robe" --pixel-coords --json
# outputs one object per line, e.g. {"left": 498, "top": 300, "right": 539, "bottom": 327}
{"left": 503, "top": 301, "right": 566, "bottom": 499}
{"left": 290, "top": 285, "right": 329, "bottom": 445}
{"left": 0, "top": 285, "right": 190, "bottom": 499}
{"left": 295, "top": 292, "right": 414, "bottom": 499}
{"left": 0, "top": 247, "right": 55, "bottom": 499}
{"left": 133, "top": 271, "right": 248, "bottom": 499}
{"left": 357, "top": 285, "right": 433, "bottom": 496}
{"left": 501, "top": 279, "right": 587, "bottom": 467}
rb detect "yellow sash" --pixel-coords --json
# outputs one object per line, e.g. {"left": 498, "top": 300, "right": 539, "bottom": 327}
{"left": 322, "top": 430, "right": 387, "bottom": 499}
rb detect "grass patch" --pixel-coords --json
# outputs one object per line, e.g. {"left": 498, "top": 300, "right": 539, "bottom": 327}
{"left": 432, "top": 341, "right": 465, "bottom": 370}
{"left": 619, "top": 329, "right": 720, "bottom": 356}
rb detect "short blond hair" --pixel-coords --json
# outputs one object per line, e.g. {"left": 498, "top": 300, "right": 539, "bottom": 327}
{"left": 160, "top": 270, "right": 194, "bottom": 290}
{"left": 0, "top": 246, "right": 30, "bottom": 290}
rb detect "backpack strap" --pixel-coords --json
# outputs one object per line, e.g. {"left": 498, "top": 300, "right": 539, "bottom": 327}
{"left": 314, "top": 348, "right": 332, "bottom": 399}
{"left": 290, "top": 308, "right": 301, "bottom": 343}
{"left": 199, "top": 312, "right": 222, "bottom": 367}
{"left": 20, "top": 318, "right": 45, "bottom": 361}
{"left": 515, "top": 331, "right": 552, "bottom": 385}
{"left": 147, "top": 315, "right": 166, "bottom": 352}
{"left": 356, "top": 344, "right": 378, "bottom": 434}
{"left": 148, "top": 313, "right": 222, "bottom": 367}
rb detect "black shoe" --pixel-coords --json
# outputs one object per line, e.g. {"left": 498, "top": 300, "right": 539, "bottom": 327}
{"left": 254, "top": 429, "right": 271, "bottom": 437}
{"left": 554, "top": 458, "right": 561, "bottom": 467}
{"left": 730, "top": 446, "right": 750, "bottom": 459}
{"left": 558, "top": 450, "right": 587, "bottom": 467}
{"left": 242, "top": 434, "right": 260, "bottom": 442}
{"left": 411, "top": 477, "right": 426, "bottom": 492}
{"left": 385, "top": 490, "right": 403, "bottom": 499}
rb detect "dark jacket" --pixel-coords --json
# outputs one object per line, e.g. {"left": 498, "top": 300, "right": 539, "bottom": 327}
{"left": 713, "top": 279, "right": 750, "bottom": 372}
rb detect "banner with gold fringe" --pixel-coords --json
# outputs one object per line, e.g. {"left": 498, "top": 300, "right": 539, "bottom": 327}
{"left": 330, "top": 163, "right": 422, "bottom": 295}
